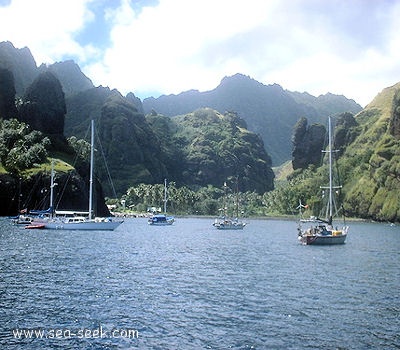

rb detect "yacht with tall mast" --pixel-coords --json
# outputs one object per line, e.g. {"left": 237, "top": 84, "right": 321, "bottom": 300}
{"left": 297, "top": 116, "right": 348, "bottom": 245}
{"left": 213, "top": 178, "right": 246, "bottom": 230}
{"left": 33, "top": 120, "right": 123, "bottom": 230}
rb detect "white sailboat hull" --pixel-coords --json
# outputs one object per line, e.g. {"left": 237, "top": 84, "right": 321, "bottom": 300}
{"left": 37, "top": 121, "right": 123, "bottom": 231}
{"left": 42, "top": 219, "right": 122, "bottom": 230}
{"left": 213, "top": 218, "right": 246, "bottom": 230}
{"left": 215, "top": 223, "right": 246, "bottom": 230}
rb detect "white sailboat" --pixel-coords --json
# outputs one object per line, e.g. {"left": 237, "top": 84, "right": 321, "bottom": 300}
{"left": 297, "top": 116, "right": 348, "bottom": 245}
{"left": 148, "top": 178, "right": 175, "bottom": 225}
{"left": 34, "top": 120, "right": 123, "bottom": 230}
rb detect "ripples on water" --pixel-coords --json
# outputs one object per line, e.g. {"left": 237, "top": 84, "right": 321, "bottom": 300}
{"left": 1, "top": 218, "right": 399, "bottom": 349}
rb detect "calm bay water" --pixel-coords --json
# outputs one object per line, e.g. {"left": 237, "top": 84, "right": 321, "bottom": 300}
{"left": 0, "top": 217, "right": 399, "bottom": 349}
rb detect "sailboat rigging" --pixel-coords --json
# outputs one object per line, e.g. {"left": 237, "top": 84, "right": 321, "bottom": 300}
{"left": 297, "top": 116, "right": 348, "bottom": 245}
{"left": 32, "top": 120, "right": 123, "bottom": 230}
{"left": 213, "top": 178, "right": 246, "bottom": 230}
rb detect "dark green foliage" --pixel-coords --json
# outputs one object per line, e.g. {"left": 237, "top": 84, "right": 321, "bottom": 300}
{"left": 0, "top": 68, "right": 18, "bottom": 119}
{"left": 97, "top": 91, "right": 167, "bottom": 194}
{"left": 66, "top": 88, "right": 168, "bottom": 196}
{"left": 19, "top": 71, "right": 66, "bottom": 135}
{"left": 126, "top": 92, "right": 144, "bottom": 114}
{"left": 123, "top": 181, "right": 266, "bottom": 216}
{"left": 389, "top": 89, "right": 400, "bottom": 138}
{"left": 145, "top": 112, "right": 184, "bottom": 182}
{"left": 264, "top": 165, "right": 325, "bottom": 216}
{"left": 171, "top": 108, "right": 274, "bottom": 194}
{"left": 65, "top": 86, "right": 112, "bottom": 137}
{"left": 0, "top": 119, "right": 50, "bottom": 173}
{"left": 334, "top": 112, "right": 359, "bottom": 155}
{"left": 292, "top": 117, "right": 326, "bottom": 170}
{"left": 282, "top": 83, "right": 400, "bottom": 222}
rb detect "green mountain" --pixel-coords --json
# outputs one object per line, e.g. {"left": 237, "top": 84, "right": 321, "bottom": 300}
{"left": 147, "top": 108, "right": 274, "bottom": 193}
{"left": 65, "top": 86, "right": 275, "bottom": 195}
{"left": 0, "top": 42, "right": 361, "bottom": 167}
{"left": 143, "top": 73, "right": 362, "bottom": 165}
{"left": 269, "top": 82, "right": 400, "bottom": 222}
{"left": 2, "top": 40, "right": 400, "bottom": 221}
{"left": 65, "top": 88, "right": 170, "bottom": 195}
{"left": 339, "top": 82, "right": 400, "bottom": 221}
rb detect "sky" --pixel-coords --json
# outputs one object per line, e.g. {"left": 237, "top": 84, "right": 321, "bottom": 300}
{"left": 1, "top": 0, "right": 400, "bottom": 107}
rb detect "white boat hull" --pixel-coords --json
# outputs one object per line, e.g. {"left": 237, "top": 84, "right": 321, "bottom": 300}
{"left": 213, "top": 219, "right": 246, "bottom": 230}
{"left": 34, "top": 219, "right": 123, "bottom": 230}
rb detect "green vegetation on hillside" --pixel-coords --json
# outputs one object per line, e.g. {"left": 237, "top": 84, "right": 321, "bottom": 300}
{"left": 0, "top": 119, "right": 50, "bottom": 174}
{"left": 150, "top": 108, "right": 275, "bottom": 194}
{"left": 266, "top": 84, "right": 400, "bottom": 222}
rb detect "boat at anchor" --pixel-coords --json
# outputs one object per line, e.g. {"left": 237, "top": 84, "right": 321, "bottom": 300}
{"left": 32, "top": 120, "right": 123, "bottom": 230}
{"left": 297, "top": 116, "right": 348, "bottom": 245}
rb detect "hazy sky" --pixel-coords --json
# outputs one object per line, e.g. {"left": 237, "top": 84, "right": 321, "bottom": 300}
{"left": 1, "top": 0, "right": 399, "bottom": 106}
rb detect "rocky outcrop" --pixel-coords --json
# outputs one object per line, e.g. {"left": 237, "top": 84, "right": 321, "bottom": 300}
{"left": 0, "top": 68, "right": 18, "bottom": 119}
{"left": 19, "top": 71, "right": 66, "bottom": 135}
{"left": 292, "top": 117, "right": 326, "bottom": 170}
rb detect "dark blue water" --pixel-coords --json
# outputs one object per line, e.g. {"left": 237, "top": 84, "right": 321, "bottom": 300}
{"left": 1, "top": 217, "right": 399, "bottom": 349}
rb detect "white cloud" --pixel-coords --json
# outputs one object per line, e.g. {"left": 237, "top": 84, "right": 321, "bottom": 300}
{"left": 86, "top": 0, "right": 277, "bottom": 97}
{"left": 1, "top": 0, "right": 400, "bottom": 106}
{"left": 0, "top": 0, "right": 96, "bottom": 63}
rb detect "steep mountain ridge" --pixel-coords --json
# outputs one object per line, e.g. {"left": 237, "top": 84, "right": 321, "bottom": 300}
{"left": 0, "top": 41, "right": 37, "bottom": 96}
{"left": 0, "top": 41, "right": 93, "bottom": 99}
{"left": 143, "top": 73, "right": 362, "bottom": 164}
{"left": 338, "top": 82, "right": 400, "bottom": 221}
{"left": 0, "top": 41, "right": 362, "bottom": 167}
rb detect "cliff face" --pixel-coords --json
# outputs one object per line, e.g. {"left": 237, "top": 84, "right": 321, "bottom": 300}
{"left": 389, "top": 89, "right": 400, "bottom": 139}
{"left": 291, "top": 117, "right": 326, "bottom": 170}
{"left": 0, "top": 68, "right": 18, "bottom": 119}
{"left": 143, "top": 73, "right": 362, "bottom": 165}
{"left": 19, "top": 71, "right": 66, "bottom": 135}
{"left": 40, "top": 60, "right": 94, "bottom": 98}
{"left": 0, "top": 41, "right": 38, "bottom": 96}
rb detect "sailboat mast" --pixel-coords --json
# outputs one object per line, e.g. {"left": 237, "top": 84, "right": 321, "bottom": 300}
{"left": 328, "top": 116, "right": 333, "bottom": 220}
{"left": 235, "top": 176, "right": 239, "bottom": 218}
{"left": 223, "top": 182, "right": 227, "bottom": 217}
{"left": 89, "top": 120, "right": 94, "bottom": 220}
{"left": 163, "top": 178, "right": 167, "bottom": 214}
{"left": 50, "top": 159, "right": 55, "bottom": 217}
